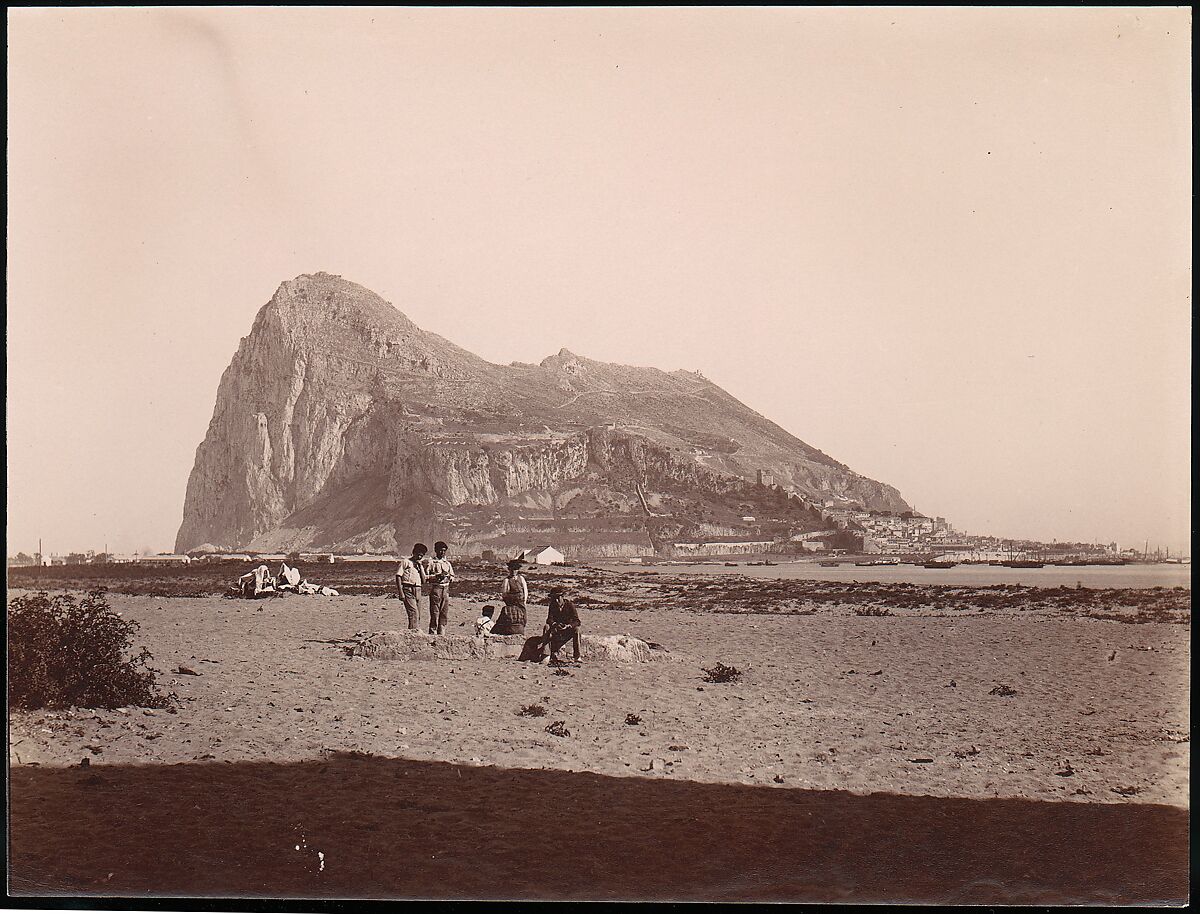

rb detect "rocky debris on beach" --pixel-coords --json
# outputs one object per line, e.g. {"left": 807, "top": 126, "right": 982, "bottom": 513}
{"left": 13, "top": 559, "right": 1189, "bottom": 627}
{"left": 346, "top": 629, "right": 675, "bottom": 663}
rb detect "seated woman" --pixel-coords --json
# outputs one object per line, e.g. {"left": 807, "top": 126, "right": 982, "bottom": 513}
{"left": 491, "top": 559, "right": 529, "bottom": 636}
{"left": 238, "top": 564, "right": 275, "bottom": 598}
{"left": 276, "top": 562, "right": 302, "bottom": 592}
{"left": 538, "top": 586, "right": 582, "bottom": 664}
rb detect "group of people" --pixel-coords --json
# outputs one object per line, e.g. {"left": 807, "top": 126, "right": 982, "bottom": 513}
{"left": 394, "top": 542, "right": 582, "bottom": 663}
{"left": 237, "top": 561, "right": 338, "bottom": 598}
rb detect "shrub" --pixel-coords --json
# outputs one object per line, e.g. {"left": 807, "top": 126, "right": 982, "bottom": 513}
{"left": 518, "top": 703, "right": 547, "bottom": 717}
{"left": 854, "top": 606, "right": 893, "bottom": 617}
{"left": 545, "top": 720, "right": 570, "bottom": 737}
{"left": 8, "top": 590, "right": 172, "bottom": 710}
{"left": 624, "top": 713, "right": 642, "bottom": 726}
{"left": 701, "top": 662, "right": 743, "bottom": 684}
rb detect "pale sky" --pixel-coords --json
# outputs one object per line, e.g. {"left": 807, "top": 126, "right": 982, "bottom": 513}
{"left": 7, "top": 7, "right": 1191, "bottom": 556}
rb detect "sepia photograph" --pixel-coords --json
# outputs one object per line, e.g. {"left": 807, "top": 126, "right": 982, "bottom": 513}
{"left": 6, "top": 6, "right": 1190, "bottom": 906}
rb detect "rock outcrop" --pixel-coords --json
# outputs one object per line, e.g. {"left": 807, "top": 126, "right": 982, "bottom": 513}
{"left": 176, "top": 273, "right": 912, "bottom": 555}
{"left": 348, "top": 630, "right": 674, "bottom": 663}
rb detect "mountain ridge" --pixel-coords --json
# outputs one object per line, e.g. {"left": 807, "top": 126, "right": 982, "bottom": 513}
{"left": 176, "top": 273, "right": 911, "bottom": 555}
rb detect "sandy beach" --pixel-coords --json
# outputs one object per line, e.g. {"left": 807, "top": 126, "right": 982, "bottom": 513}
{"left": 7, "top": 568, "right": 1190, "bottom": 903}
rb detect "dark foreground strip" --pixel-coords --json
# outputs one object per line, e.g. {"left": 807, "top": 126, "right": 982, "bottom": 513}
{"left": 9, "top": 755, "right": 1189, "bottom": 904}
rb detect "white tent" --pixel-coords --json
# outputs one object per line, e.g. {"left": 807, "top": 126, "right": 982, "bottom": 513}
{"left": 519, "top": 546, "right": 565, "bottom": 565}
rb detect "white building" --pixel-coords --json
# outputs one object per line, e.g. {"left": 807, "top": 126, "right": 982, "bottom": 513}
{"left": 137, "top": 554, "right": 192, "bottom": 565}
{"left": 519, "top": 545, "right": 565, "bottom": 565}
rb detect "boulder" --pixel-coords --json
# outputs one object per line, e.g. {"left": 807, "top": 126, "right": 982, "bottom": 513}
{"left": 572, "top": 634, "right": 670, "bottom": 662}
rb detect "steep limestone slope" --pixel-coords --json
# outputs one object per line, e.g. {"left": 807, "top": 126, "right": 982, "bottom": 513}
{"left": 176, "top": 273, "right": 910, "bottom": 555}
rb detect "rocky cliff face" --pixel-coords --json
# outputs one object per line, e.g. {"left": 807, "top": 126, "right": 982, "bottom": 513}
{"left": 176, "top": 273, "right": 911, "bottom": 555}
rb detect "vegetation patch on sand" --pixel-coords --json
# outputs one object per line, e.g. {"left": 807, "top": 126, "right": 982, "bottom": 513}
{"left": 7, "top": 590, "right": 173, "bottom": 710}
{"left": 701, "top": 662, "right": 744, "bottom": 683}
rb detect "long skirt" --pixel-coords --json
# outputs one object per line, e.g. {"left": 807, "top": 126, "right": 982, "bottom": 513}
{"left": 492, "top": 599, "right": 527, "bottom": 636}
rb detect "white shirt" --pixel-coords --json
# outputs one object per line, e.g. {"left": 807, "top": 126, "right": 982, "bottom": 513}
{"left": 426, "top": 557, "right": 454, "bottom": 586}
{"left": 396, "top": 556, "right": 425, "bottom": 587}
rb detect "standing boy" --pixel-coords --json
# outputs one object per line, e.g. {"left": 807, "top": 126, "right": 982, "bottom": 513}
{"left": 426, "top": 540, "right": 455, "bottom": 635}
{"left": 394, "top": 542, "right": 428, "bottom": 630}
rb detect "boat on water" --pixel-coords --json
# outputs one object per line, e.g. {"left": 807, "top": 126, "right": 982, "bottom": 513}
{"left": 855, "top": 559, "right": 899, "bottom": 566}
{"left": 923, "top": 561, "right": 957, "bottom": 569}
{"left": 1001, "top": 560, "right": 1044, "bottom": 569}
{"left": 748, "top": 560, "right": 777, "bottom": 566}
{"left": 724, "top": 562, "right": 739, "bottom": 567}
{"left": 819, "top": 561, "right": 839, "bottom": 567}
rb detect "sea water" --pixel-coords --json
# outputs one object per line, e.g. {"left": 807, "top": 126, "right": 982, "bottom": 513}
{"left": 596, "top": 561, "right": 1191, "bottom": 590}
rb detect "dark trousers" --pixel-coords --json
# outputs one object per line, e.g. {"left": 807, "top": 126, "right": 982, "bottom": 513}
{"left": 400, "top": 584, "right": 421, "bottom": 630}
{"left": 428, "top": 586, "right": 449, "bottom": 634}
{"left": 544, "top": 625, "right": 581, "bottom": 660}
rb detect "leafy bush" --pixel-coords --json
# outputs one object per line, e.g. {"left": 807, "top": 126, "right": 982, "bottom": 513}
{"left": 8, "top": 590, "right": 172, "bottom": 710}
{"left": 701, "top": 662, "right": 743, "bottom": 684}
{"left": 624, "top": 713, "right": 642, "bottom": 726}
{"left": 854, "top": 606, "right": 893, "bottom": 617}
{"left": 545, "top": 720, "right": 570, "bottom": 737}
{"left": 517, "top": 703, "right": 547, "bottom": 717}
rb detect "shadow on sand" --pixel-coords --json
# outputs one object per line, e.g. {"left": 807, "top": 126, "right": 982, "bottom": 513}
{"left": 8, "top": 754, "right": 1188, "bottom": 903}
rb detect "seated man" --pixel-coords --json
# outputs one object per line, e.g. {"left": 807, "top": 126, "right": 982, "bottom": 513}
{"left": 538, "top": 587, "right": 582, "bottom": 664}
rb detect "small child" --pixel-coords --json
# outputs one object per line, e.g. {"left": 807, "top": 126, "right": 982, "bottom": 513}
{"left": 474, "top": 605, "right": 498, "bottom": 638}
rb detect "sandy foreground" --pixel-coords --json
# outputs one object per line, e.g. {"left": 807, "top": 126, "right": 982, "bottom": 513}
{"left": 7, "top": 587, "right": 1190, "bottom": 903}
